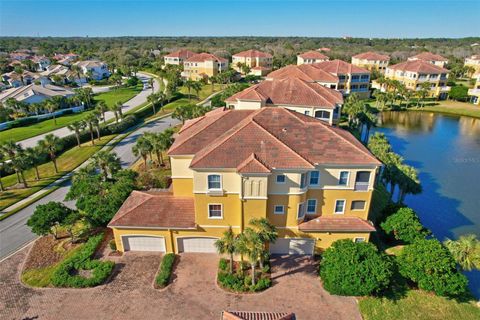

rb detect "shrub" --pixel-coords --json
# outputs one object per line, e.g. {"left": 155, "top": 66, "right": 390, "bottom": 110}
{"left": 109, "top": 239, "right": 117, "bottom": 251}
{"left": 126, "top": 77, "right": 139, "bottom": 86}
{"left": 253, "top": 277, "right": 272, "bottom": 291}
{"left": 381, "top": 207, "right": 430, "bottom": 243}
{"left": 397, "top": 239, "right": 468, "bottom": 296}
{"left": 51, "top": 233, "right": 115, "bottom": 288}
{"left": 218, "top": 258, "right": 228, "bottom": 272}
{"left": 155, "top": 253, "right": 176, "bottom": 287}
{"left": 320, "top": 239, "right": 393, "bottom": 296}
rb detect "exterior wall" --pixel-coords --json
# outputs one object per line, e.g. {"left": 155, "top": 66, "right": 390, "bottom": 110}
{"left": 194, "top": 193, "right": 242, "bottom": 226}
{"left": 183, "top": 60, "right": 229, "bottom": 81}
{"left": 232, "top": 56, "right": 272, "bottom": 74}
{"left": 465, "top": 58, "right": 480, "bottom": 77}
{"left": 351, "top": 57, "right": 389, "bottom": 72}
{"left": 297, "top": 56, "right": 328, "bottom": 65}
{"left": 164, "top": 57, "right": 183, "bottom": 66}
{"left": 384, "top": 67, "right": 450, "bottom": 98}
{"left": 172, "top": 178, "right": 193, "bottom": 196}
{"left": 408, "top": 57, "right": 447, "bottom": 68}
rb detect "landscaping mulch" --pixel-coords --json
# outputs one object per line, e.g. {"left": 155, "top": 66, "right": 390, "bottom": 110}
{"left": 23, "top": 236, "right": 79, "bottom": 270}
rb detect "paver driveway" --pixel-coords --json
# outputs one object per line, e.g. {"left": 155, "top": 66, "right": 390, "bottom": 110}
{"left": 0, "top": 246, "right": 362, "bottom": 320}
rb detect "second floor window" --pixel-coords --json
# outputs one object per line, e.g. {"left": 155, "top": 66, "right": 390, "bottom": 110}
{"left": 309, "top": 171, "right": 320, "bottom": 185}
{"left": 306, "top": 199, "right": 317, "bottom": 214}
{"left": 207, "top": 174, "right": 221, "bottom": 190}
{"left": 208, "top": 204, "right": 223, "bottom": 219}
{"left": 339, "top": 171, "right": 349, "bottom": 186}
{"left": 276, "top": 174, "right": 286, "bottom": 184}
{"left": 300, "top": 173, "right": 307, "bottom": 189}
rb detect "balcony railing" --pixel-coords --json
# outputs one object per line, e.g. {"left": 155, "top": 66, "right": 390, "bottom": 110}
{"left": 354, "top": 182, "right": 369, "bottom": 191}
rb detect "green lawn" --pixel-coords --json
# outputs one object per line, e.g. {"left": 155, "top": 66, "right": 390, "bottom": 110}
{"left": 93, "top": 82, "right": 143, "bottom": 108}
{"left": 179, "top": 83, "right": 222, "bottom": 101}
{"left": 410, "top": 100, "right": 480, "bottom": 119}
{"left": 0, "top": 134, "right": 116, "bottom": 210}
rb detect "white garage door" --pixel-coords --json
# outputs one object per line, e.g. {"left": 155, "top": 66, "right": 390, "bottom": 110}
{"left": 122, "top": 236, "right": 166, "bottom": 252}
{"left": 269, "top": 238, "right": 315, "bottom": 255}
{"left": 177, "top": 237, "right": 218, "bottom": 253}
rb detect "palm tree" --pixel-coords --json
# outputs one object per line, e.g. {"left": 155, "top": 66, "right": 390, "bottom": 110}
{"left": 236, "top": 228, "right": 264, "bottom": 286}
{"left": 12, "top": 151, "right": 30, "bottom": 188}
{"left": 83, "top": 114, "right": 97, "bottom": 145}
{"left": 191, "top": 81, "right": 202, "bottom": 100}
{"left": 38, "top": 134, "right": 62, "bottom": 173}
{"left": 132, "top": 136, "right": 153, "bottom": 170}
{"left": 0, "top": 152, "right": 5, "bottom": 191}
{"left": 44, "top": 99, "right": 59, "bottom": 125}
{"left": 148, "top": 78, "right": 155, "bottom": 93}
{"left": 147, "top": 93, "right": 159, "bottom": 115}
{"left": 115, "top": 102, "right": 124, "bottom": 119}
{"left": 444, "top": 235, "right": 480, "bottom": 271}
{"left": 342, "top": 93, "right": 363, "bottom": 128}
{"left": 249, "top": 218, "right": 278, "bottom": 268}
{"left": 96, "top": 101, "right": 108, "bottom": 124}
{"left": 209, "top": 75, "right": 218, "bottom": 94}
{"left": 108, "top": 103, "right": 119, "bottom": 123}
{"left": 0, "top": 140, "right": 22, "bottom": 184}
{"left": 70, "top": 64, "right": 83, "bottom": 86}
{"left": 24, "top": 147, "right": 43, "bottom": 180}
{"left": 396, "top": 164, "right": 422, "bottom": 203}
{"left": 91, "top": 150, "right": 121, "bottom": 180}
{"left": 214, "top": 227, "right": 238, "bottom": 274}
{"left": 184, "top": 80, "right": 195, "bottom": 100}
{"left": 67, "top": 121, "right": 86, "bottom": 147}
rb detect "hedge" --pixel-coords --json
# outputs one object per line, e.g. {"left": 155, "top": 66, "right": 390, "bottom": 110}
{"left": 51, "top": 233, "right": 114, "bottom": 288}
{"left": 155, "top": 253, "right": 176, "bottom": 287}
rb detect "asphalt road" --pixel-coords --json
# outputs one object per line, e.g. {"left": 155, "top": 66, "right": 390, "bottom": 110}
{"left": 0, "top": 115, "right": 180, "bottom": 260}
{"left": 18, "top": 72, "right": 160, "bottom": 149}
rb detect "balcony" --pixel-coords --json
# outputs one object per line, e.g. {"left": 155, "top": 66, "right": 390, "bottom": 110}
{"left": 354, "top": 182, "right": 369, "bottom": 191}
{"left": 354, "top": 171, "right": 371, "bottom": 191}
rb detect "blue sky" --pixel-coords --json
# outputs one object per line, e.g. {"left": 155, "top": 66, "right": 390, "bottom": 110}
{"left": 0, "top": 1, "right": 478, "bottom": 38}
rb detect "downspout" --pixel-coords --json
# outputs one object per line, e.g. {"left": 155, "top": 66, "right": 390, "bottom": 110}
{"left": 240, "top": 175, "right": 245, "bottom": 233}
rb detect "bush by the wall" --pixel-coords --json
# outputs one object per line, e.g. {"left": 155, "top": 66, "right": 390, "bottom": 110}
{"left": 218, "top": 258, "right": 228, "bottom": 272}
{"left": 320, "top": 239, "right": 393, "bottom": 296}
{"left": 51, "top": 233, "right": 114, "bottom": 288}
{"left": 155, "top": 253, "right": 176, "bottom": 288}
{"left": 381, "top": 207, "right": 431, "bottom": 243}
{"left": 397, "top": 239, "right": 468, "bottom": 297}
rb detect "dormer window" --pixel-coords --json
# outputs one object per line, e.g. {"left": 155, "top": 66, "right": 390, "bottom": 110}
{"left": 207, "top": 174, "right": 221, "bottom": 190}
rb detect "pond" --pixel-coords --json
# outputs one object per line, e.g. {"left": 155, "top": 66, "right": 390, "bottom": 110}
{"left": 374, "top": 111, "right": 480, "bottom": 298}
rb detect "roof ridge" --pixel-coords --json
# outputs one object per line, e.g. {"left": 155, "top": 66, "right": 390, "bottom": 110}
{"left": 108, "top": 191, "right": 153, "bottom": 226}
{"left": 326, "top": 124, "right": 380, "bottom": 163}
{"left": 298, "top": 79, "right": 332, "bottom": 106}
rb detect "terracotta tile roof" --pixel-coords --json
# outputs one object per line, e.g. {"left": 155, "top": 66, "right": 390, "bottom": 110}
{"left": 164, "top": 49, "right": 196, "bottom": 59}
{"left": 313, "top": 59, "right": 370, "bottom": 74}
{"left": 108, "top": 191, "right": 195, "bottom": 228}
{"left": 298, "top": 50, "right": 329, "bottom": 60}
{"left": 169, "top": 108, "right": 381, "bottom": 170}
{"left": 299, "top": 217, "right": 375, "bottom": 232}
{"left": 237, "top": 153, "right": 271, "bottom": 174}
{"left": 267, "top": 64, "right": 338, "bottom": 83}
{"left": 388, "top": 60, "right": 448, "bottom": 74}
{"left": 233, "top": 49, "right": 272, "bottom": 58}
{"left": 186, "top": 52, "right": 228, "bottom": 63}
{"left": 409, "top": 52, "right": 448, "bottom": 62}
{"left": 223, "top": 311, "right": 296, "bottom": 320}
{"left": 225, "top": 77, "right": 343, "bottom": 108}
{"left": 353, "top": 51, "right": 390, "bottom": 61}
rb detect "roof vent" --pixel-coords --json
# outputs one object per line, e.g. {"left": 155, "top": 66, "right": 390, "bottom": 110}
{"left": 282, "top": 128, "right": 287, "bottom": 133}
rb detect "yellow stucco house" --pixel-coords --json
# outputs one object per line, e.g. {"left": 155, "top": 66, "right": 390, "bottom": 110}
{"left": 297, "top": 51, "right": 329, "bottom": 65}
{"left": 351, "top": 52, "right": 390, "bottom": 72}
{"left": 163, "top": 49, "right": 196, "bottom": 66}
{"left": 464, "top": 55, "right": 480, "bottom": 78}
{"left": 232, "top": 49, "right": 273, "bottom": 76}
{"left": 182, "top": 53, "right": 229, "bottom": 81}
{"left": 384, "top": 60, "right": 450, "bottom": 99}
{"left": 407, "top": 52, "right": 448, "bottom": 68}
{"left": 108, "top": 107, "right": 381, "bottom": 255}
{"left": 468, "top": 75, "right": 480, "bottom": 105}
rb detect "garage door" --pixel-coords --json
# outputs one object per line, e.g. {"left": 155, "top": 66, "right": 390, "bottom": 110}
{"left": 177, "top": 237, "right": 218, "bottom": 253}
{"left": 269, "top": 238, "right": 315, "bottom": 255}
{"left": 122, "top": 236, "right": 166, "bottom": 252}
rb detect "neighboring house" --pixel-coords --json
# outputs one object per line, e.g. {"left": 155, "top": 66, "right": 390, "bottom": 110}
{"left": 408, "top": 52, "right": 448, "bottom": 68}
{"left": 53, "top": 53, "right": 79, "bottom": 65}
{"left": 1, "top": 70, "right": 39, "bottom": 87}
{"left": 225, "top": 77, "right": 343, "bottom": 124}
{"left": 468, "top": 75, "right": 480, "bottom": 105}
{"left": 351, "top": 52, "right": 390, "bottom": 72}
{"left": 232, "top": 49, "right": 273, "bottom": 76}
{"left": 464, "top": 55, "right": 480, "bottom": 78}
{"left": 0, "top": 83, "right": 74, "bottom": 104}
{"left": 31, "top": 56, "right": 51, "bottom": 71}
{"left": 163, "top": 49, "right": 196, "bottom": 66}
{"left": 297, "top": 51, "right": 329, "bottom": 65}
{"left": 182, "top": 53, "right": 229, "bottom": 81}
{"left": 41, "top": 64, "right": 87, "bottom": 85}
{"left": 222, "top": 311, "right": 296, "bottom": 320}
{"left": 73, "top": 60, "right": 111, "bottom": 80}
{"left": 9, "top": 51, "right": 33, "bottom": 61}
{"left": 267, "top": 64, "right": 339, "bottom": 89}
{"left": 108, "top": 107, "right": 380, "bottom": 255}
{"left": 384, "top": 60, "right": 450, "bottom": 99}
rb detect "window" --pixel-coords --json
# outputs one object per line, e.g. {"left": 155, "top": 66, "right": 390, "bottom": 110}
{"left": 207, "top": 174, "right": 221, "bottom": 190}
{"left": 208, "top": 204, "right": 223, "bottom": 219}
{"left": 315, "top": 110, "right": 331, "bottom": 119}
{"left": 299, "top": 173, "right": 307, "bottom": 189}
{"left": 309, "top": 171, "right": 320, "bottom": 185}
{"left": 354, "top": 237, "right": 366, "bottom": 243}
{"left": 304, "top": 110, "right": 310, "bottom": 116}
{"left": 276, "top": 174, "right": 286, "bottom": 184}
{"left": 297, "top": 202, "right": 306, "bottom": 219}
{"left": 306, "top": 199, "right": 317, "bottom": 214}
{"left": 334, "top": 200, "right": 346, "bottom": 214}
{"left": 351, "top": 200, "right": 366, "bottom": 210}
{"left": 339, "top": 171, "right": 349, "bottom": 186}
{"left": 274, "top": 205, "right": 285, "bottom": 215}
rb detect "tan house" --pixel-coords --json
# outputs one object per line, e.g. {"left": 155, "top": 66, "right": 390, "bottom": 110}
{"left": 408, "top": 52, "right": 448, "bottom": 68}
{"left": 0, "top": 83, "right": 74, "bottom": 104}
{"left": 225, "top": 77, "right": 343, "bottom": 124}
{"left": 182, "top": 53, "right": 229, "bottom": 81}
{"left": 464, "top": 55, "right": 480, "bottom": 78}
{"left": 468, "top": 75, "right": 480, "bottom": 105}
{"left": 351, "top": 52, "right": 390, "bottom": 72}
{"left": 232, "top": 49, "right": 273, "bottom": 76}
{"left": 108, "top": 107, "right": 380, "bottom": 255}
{"left": 297, "top": 51, "right": 329, "bottom": 65}
{"left": 266, "top": 64, "right": 338, "bottom": 89}
{"left": 163, "top": 49, "right": 196, "bottom": 66}
{"left": 384, "top": 60, "right": 450, "bottom": 99}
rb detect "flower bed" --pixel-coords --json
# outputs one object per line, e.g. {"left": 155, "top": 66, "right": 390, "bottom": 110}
{"left": 51, "top": 233, "right": 114, "bottom": 288}
{"left": 217, "top": 258, "right": 271, "bottom": 293}
{"left": 154, "top": 253, "right": 176, "bottom": 288}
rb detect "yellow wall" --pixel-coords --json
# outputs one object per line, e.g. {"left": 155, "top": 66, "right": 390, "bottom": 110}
{"left": 172, "top": 178, "right": 193, "bottom": 196}
{"left": 194, "top": 193, "right": 242, "bottom": 227}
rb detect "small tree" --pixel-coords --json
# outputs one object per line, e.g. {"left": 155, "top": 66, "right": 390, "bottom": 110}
{"left": 38, "top": 134, "right": 62, "bottom": 173}
{"left": 27, "top": 201, "right": 73, "bottom": 239}
{"left": 90, "top": 150, "right": 121, "bottom": 180}
{"left": 236, "top": 228, "right": 264, "bottom": 286}
{"left": 381, "top": 207, "right": 430, "bottom": 243}
{"left": 249, "top": 217, "right": 277, "bottom": 268}
{"left": 397, "top": 239, "right": 468, "bottom": 296}
{"left": 214, "top": 227, "right": 238, "bottom": 274}
{"left": 444, "top": 235, "right": 480, "bottom": 271}
{"left": 67, "top": 121, "right": 86, "bottom": 147}
{"left": 320, "top": 239, "right": 393, "bottom": 296}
